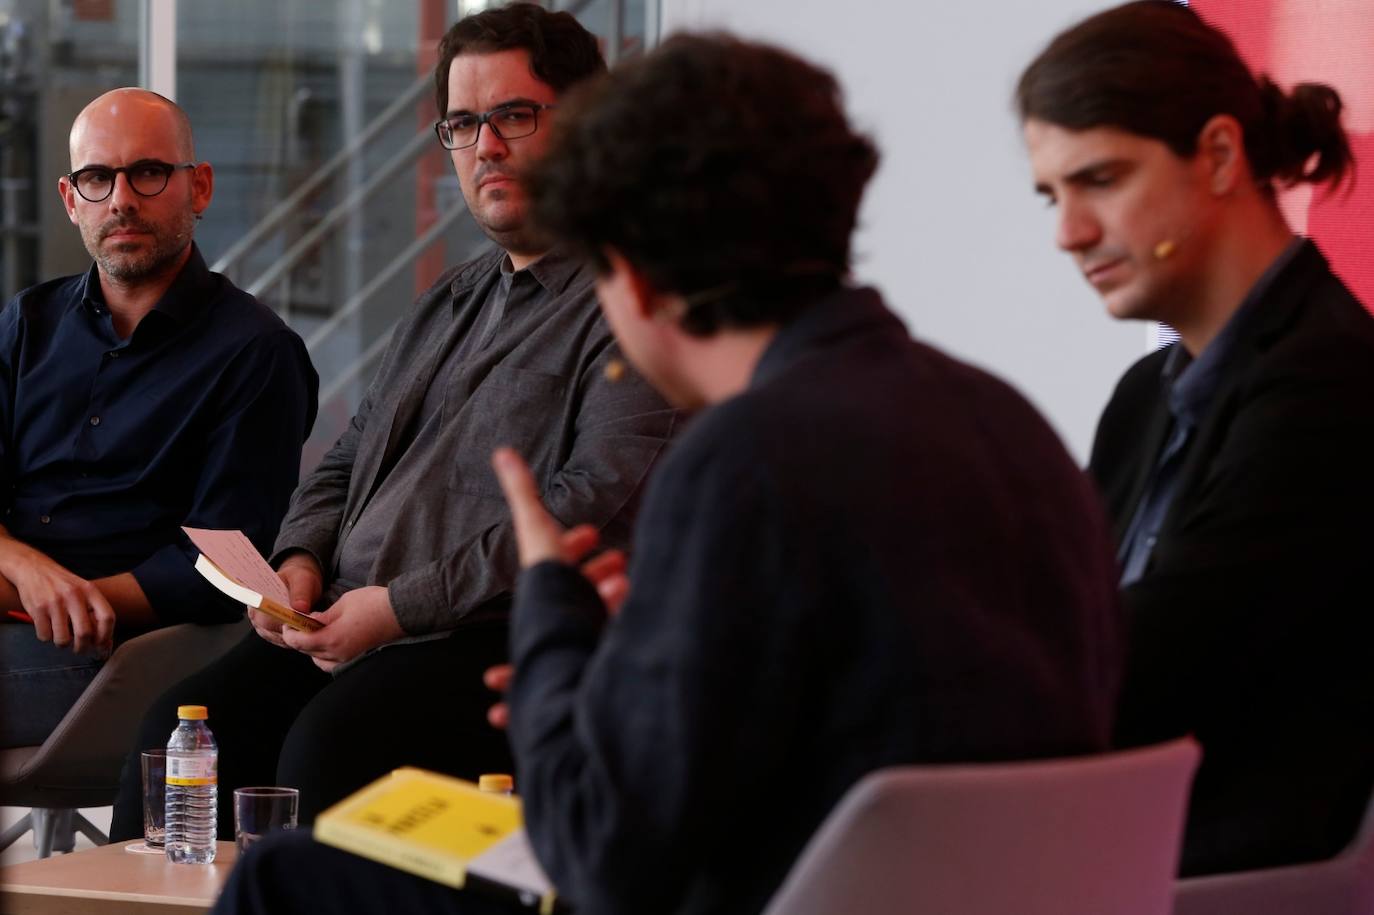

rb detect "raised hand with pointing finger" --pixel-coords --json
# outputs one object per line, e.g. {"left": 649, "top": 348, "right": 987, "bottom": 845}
{"left": 484, "top": 447, "right": 632, "bottom": 729}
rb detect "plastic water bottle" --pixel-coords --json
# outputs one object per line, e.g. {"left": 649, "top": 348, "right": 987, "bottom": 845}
{"left": 165, "top": 704, "right": 218, "bottom": 864}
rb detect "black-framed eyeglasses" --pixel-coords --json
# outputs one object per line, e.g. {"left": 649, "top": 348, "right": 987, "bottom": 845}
{"left": 66, "top": 160, "right": 197, "bottom": 203}
{"left": 433, "top": 103, "right": 556, "bottom": 150}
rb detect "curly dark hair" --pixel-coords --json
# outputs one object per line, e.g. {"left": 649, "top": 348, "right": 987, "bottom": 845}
{"left": 527, "top": 32, "right": 880, "bottom": 336}
{"left": 1016, "top": 0, "right": 1352, "bottom": 191}
{"left": 433, "top": 2, "right": 606, "bottom": 117}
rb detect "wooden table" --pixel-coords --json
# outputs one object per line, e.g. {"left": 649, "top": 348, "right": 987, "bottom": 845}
{"left": 0, "top": 841, "right": 236, "bottom": 914}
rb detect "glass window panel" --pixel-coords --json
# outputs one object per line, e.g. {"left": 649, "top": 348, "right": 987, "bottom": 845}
{"left": 1, "top": 0, "right": 140, "bottom": 299}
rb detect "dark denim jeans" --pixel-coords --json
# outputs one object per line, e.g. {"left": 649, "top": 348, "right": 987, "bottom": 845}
{"left": 0, "top": 623, "right": 104, "bottom": 748}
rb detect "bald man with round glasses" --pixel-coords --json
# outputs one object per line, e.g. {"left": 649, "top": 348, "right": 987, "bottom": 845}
{"left": 0, "top": 88, "right": 317, "bottom": 757}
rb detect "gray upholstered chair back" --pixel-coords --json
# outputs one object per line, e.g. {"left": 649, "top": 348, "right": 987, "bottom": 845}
{"left": 763, "top": 738, "right": 1200, "bottom": 915}
{"left": 1172, "top": 789, "right": 1374, "bottom": 915}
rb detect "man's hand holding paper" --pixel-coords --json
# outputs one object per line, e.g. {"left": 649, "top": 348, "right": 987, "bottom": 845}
{"left": 281, "top": 585, "right": 406, "bottom": 672}
{"left": 183, "top": 527, "right": 324, "bottom": 636}
{"left": 249, "top": 552, "right": 325, "bottom": 648}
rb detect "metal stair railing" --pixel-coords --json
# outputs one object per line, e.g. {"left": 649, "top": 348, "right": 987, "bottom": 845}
{"left": 210, "top": 71, "right": 432, "bottom": 280}
{"left": 243, "top": 127, "right": 434, "bottom": 300}
{"left": 305, "top": 199, "right": 474, "bottom": 361}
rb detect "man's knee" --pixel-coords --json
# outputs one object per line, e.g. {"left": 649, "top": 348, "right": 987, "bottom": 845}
{"left": 277, "top": 694, "right": 351, "bottom": 782}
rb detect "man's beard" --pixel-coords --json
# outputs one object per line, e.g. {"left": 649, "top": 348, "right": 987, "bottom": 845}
{"left": 466, "top": 166, "right": 548, "bottom": 258}
{"left": 83, "top": 211, "right": 195, "bottom": 282}
{"left": 478, "top": 215, "right": 549, "bottom": 260}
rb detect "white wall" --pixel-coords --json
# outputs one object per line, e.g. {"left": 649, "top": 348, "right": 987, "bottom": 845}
{"left": 661, "top": 0, "right": 1152, "bottom": 460}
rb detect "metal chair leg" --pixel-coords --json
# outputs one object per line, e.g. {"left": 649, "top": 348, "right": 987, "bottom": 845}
{"left": 0, "top": 808, "right": 107, "bottom": 857}
{"left": 32, "top": 807, "right": 56, "bottom": 858}
{"left": 0, "top": 812, "right": 34, "bottom": 853}
{"left": 30, "top": 808, "right": 76, "bottom": 857}
{"left": 72, "top": 811, "right": 108, "bottom": 846}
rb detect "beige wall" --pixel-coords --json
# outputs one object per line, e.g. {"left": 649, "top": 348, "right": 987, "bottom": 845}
{"left": 659, "top": 0, "right": 1151, "bottom": 461}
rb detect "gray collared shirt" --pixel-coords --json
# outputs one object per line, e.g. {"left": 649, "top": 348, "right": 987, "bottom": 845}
{"left": 1118, "top": 237, "right": 1304, "bottom": 585}
{"left": 272, "top": 245, "right": 677, "bottom": 635}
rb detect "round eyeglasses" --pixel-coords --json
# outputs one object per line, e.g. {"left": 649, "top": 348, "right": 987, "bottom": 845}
{"left": 66, "top": 160, "right": 197, "bottom": 203}
{"left": 433, "top": 103, "right": 556, "bottom": 150}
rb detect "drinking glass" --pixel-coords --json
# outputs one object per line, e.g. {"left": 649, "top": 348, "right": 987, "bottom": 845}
{"left": 233, "top": 786, "right": 299, "bottom": 854}
{"left": 140, "top": 750, "right": 167, "bottom": 849}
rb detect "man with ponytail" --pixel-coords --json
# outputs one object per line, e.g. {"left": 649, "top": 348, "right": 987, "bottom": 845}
{"left": 1019, "top": 0, "right": 1374, "bottom": 877}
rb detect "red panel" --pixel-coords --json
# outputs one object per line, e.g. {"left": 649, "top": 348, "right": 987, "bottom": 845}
{"left": 1192, "top": 0, "right": 1374, "bottom": 312}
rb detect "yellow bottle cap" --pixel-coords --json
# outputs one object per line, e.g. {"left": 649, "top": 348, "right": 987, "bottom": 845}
{"left": 479, "top": 774, "right": 514, "bottom": 794}
{"left": 177, "top": 705, "right": 208, "bottom": 720}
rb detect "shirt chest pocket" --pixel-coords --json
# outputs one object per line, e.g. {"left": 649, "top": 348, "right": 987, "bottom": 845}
{"left": 447, "top": 365, "right": 569, "bottom": 499}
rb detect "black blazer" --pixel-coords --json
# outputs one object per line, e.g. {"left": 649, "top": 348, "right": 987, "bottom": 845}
{"left": 511, "top": 287, "right": 1124, "bottom": 915}
{"left": 1091, "top": 241, "right": 1374, "bottom": 877}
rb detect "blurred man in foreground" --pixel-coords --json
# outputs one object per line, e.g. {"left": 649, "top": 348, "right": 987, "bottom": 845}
{"left": 213, "top": 31, "right": 1121, "bottom": 915}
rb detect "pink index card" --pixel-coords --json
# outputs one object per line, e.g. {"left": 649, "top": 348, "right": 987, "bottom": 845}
{"left": 182, "top": 527, "right": 291, "bottom": 606}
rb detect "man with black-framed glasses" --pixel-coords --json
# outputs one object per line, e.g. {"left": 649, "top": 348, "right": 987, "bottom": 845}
{"left": 0, "top": 88, "right": 318, "bottom": 758}
{"left": 66, "top": 160, "right": 197, "bottom": 205}
{"left": 433, "top": 102, "right": 556, "bottom": 152}
{"left": 110, "top": 2, "right": 675, "bottom": 844}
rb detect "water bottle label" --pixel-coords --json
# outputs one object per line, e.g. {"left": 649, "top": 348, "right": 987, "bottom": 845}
{"left": 166, "top": 755, "right": 217, "bottom": 786}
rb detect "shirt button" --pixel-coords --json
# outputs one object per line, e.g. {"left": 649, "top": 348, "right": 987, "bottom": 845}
{"left": 40, "top": 514, "right": 51, "bottom": 524}
{"left": 89, "top": 415, "right": 101, "bottom": 426}
{"left": 107, "top": 351, "right": 120, "bottom": 358}
{"left": 1145, "top": 535, "right": 1158, "bottom": 549}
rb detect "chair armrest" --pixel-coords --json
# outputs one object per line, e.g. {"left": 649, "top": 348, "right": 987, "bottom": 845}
{"left": 6, "top": 621, "right": 248, "bottom": 791}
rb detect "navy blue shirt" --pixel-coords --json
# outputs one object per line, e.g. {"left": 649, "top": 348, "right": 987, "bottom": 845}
{"left": 1117, "top": 237, "right": 1303, "bottom": 585}
{"left": 0, "top": 245, "right": 318, "bottom": 623}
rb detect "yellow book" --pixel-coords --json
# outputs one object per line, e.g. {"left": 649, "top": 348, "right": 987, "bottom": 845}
{"left": 314, "top": 768, "right": 558, "bottom": 912}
